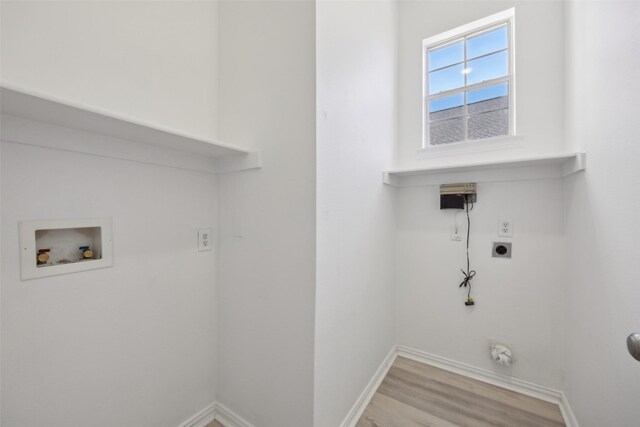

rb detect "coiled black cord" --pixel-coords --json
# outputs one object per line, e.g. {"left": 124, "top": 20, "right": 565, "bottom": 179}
{"left": 459, "top": 195, "right": 476, "bottom": 304}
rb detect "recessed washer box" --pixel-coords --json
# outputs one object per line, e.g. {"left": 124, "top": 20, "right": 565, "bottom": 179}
{"left": 19, "top": 218, "right": 113, "bottom": 280}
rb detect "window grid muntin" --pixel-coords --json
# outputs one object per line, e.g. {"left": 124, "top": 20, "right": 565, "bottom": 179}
{"left": 425, "top": 21, "right": 512, "bottom": 147}
{"left": 428, "top": 47, "right": 508, "bottom": 74}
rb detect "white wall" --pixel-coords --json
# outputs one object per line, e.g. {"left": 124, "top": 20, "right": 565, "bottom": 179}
{"left": 314, "top": 1, "right": 397, "bottom": 426}
{"left": 0, "top": 0, "right": 219, "bottom": 141}
{"left": 1, "top": 4, "right": 222, "bottom": 423}
{"left": 1, "top": 139, "right": 218, "bottom": 427}
{"left": 392, "top": 0, "right": 569, "bottom": 391}
{"left": 8, "top": 3, "right": 638, "bottom": 427}
{"left": 395, "top": 179, "right": 565, "bottom": 388}
{"left": 397, "top": 0, "right": 566, "bottom": 169}
{"left": 216, "top": 2, "right": 317, "bottom": 426}
{"left": 562, "top": 2, "right": 640, "bottom": 425}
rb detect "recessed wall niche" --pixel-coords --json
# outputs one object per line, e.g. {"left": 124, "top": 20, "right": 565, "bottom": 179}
{"left": 19, "top": 218, "right": 113, "bottom": 280}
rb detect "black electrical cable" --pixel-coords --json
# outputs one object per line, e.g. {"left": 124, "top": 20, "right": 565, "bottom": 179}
{"left": 459, "top": 195, "right": 476, "bottom": 305}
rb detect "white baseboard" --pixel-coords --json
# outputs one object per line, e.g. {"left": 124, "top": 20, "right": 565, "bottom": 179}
{"left": 178, "top": 401, "right": 255, "bottom": 427}
{"left": 178, "top": 403, "right": 216, "bottom": 427}
{"left": 181, "top": 346, "right": 580, "bottom": 427}
{"left": 339, "top": 345, "right": 397, "bottom": 427}
{"left": 342, "top": 344, "right": 579, "bottom": 427}
{"left": 214, "top": 402, "right": 256, "bottom": 427}
{"left": 396, "top": 345, "right": 562, "bottom": 404}
{"left": 559, "top": 391, "right": 580, "bottom": 427}
{"left": 397, "top": 345, "right": 580, "bottom": 427}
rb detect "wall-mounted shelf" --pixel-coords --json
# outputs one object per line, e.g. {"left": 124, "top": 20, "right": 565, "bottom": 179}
{"left": 383, "top": 152, "right": 586, "bottom": 187}
{"left": 0, "top": 84, "right": 262, "bottom": 174}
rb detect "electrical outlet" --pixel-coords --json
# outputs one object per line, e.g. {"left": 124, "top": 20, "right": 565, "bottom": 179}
{"left": 198, "top": 228, "right": 213, "bottom": 252}
{"left": 492, "top": 242, "right": 512, "bottom": 258}
{"left": 450, "top": 224, "right": 462, "bottom": 241}
{"left": 498, "top": 219, "right": 513, "bottom": 237}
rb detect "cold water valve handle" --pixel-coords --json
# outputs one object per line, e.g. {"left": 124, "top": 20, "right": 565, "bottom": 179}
{"left": 79, "top": 246, "right": 93, "bottom": 260}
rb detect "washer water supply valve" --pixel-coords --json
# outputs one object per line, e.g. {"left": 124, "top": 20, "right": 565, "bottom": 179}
{"left": 37, "top": 248, "right": 50, "bottom": 266}
{"left": 79, "top": 246, "right": 93, "bottom": 261}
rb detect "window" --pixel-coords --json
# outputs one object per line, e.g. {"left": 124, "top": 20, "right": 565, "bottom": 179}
{"left": 423, "top": 9, "right": 515, "bottom": 147}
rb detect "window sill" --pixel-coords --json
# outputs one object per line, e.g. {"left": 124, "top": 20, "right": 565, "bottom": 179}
{"left": 383, "top": 152, "right": 586, "bottom": 187}
{"left": 418, "top": 134, "right": 524, "bottom": 158}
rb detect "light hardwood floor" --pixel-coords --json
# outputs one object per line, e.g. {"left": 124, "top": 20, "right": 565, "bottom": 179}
{"left": 356, "top": 356, "right": 565, "bottom": 427}
{"left": 205, "top": 420, "right": 224, "bottom": 427}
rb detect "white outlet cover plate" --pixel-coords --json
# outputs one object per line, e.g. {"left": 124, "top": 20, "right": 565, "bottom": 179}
{"left": 198, "top": 228, "right": 213, "bottom": 252}
{"left": 498, "top": 219, "right": 513, "bottom": 237}
{"left": 450, "top": 225, "right": 462, "bottom": 241}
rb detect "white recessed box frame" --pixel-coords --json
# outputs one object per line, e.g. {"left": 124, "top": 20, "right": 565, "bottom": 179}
{"left": 19, "top": 218, "right": 113, "bottom": 280}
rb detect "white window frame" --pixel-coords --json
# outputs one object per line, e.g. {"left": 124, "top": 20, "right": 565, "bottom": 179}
{"left": 422, "top": 8, "right": 516, "bottom": 149}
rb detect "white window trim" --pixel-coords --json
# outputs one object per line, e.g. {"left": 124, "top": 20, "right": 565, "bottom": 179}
{"left": 422, "top": 8, "right": 516, "bottom": 149}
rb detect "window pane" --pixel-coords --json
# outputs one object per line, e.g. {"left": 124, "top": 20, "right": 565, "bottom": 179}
{"left": 428, "top": 41, "right": 464, "bottom": 71}
{"left": 466, "top": 50, "right": 508, "bottom": 85}
{"left": 430, "top": 117, "right": 465, "bottom": 145}
{"left": 466, "top": 26, "right": 508, "bottom": 59}
{"left": 467, "top": 83, "right": 508, "bottom": 114}
{"left": 429, "top": 63, "right": 464, "bottom": 95}
{"left": 467, "top": 109, "right": 508, "bottom": 139}
{"left": 429, "top": 93, "right": 464, "bottom": 121}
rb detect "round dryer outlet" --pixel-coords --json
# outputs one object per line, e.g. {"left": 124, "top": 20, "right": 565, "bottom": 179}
{"left": 492, "top": 242, "right": 512, "bottom": 258}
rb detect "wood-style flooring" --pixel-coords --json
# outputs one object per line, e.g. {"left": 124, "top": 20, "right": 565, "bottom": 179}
{"left": 356, "top": 356, "right": 565, "bottom": 427}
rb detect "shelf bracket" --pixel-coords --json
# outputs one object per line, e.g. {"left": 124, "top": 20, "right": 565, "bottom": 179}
{"left": 214, "top": 151, "right": 262, "bottom": 174}
{"left": 382, "top": 171, "right": 401, "bottom": 187}
{"left": 562, "top": 152, "right": 586, "bottom": 177}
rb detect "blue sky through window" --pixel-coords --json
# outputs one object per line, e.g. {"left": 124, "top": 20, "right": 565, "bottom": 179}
{"left": 467, "top": 82, "right": 508, "bottom": 104}
{"left": 425, "top": 17, "right": 512, "bottom": 145}
{"left": 467, "top": 26, "right": 507, "bottom": 59}
{"left": 428, "top": 25, "right": 509, "bottom": 112}
{"left": 429, "top": 93, "right": 464, "bottom": 113}
{"left": 428, "top": 41, "right": 463, "bottom": 71}
{"left": 429, "top": 64, "right": 464, "bottom": 95}
{"left": 466, "top": 50, "right": 508, "bottom": 85}
{"left": 430, "top": 83, "right": 507, "bottom": 113}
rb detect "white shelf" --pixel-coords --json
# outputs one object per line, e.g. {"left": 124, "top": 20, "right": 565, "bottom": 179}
{"left": 383, "top": 152, "right": 586, "bottom": 187}
{"left": 0, "top": 84, "right": 261, "bottom": 174}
